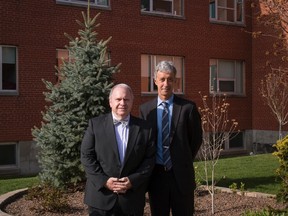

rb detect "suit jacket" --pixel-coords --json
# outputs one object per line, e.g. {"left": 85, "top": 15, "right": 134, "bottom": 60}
{"left": 139, "top": 94, "right": 202, "bottom": 194}
{"left": 81, "top": 113, "right": 155, "bottom": 213}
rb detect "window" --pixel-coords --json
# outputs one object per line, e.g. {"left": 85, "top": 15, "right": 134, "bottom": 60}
{"left": 141, "top": 0, "right": 183, "bottom": 16}
{"left": 210, "top": 59, "right": 244, "bottom": 95}
{"left": 0, "top": 143, "right": 17, "bottom": 166}
{"left": 209, "top": 0, "right": 244, "bottom": 24}
{"left": 141, "top": 54, "right": 184, "bottom": 93}
{"left": 56, "top": 48, "right": 111, "bottom": 82}
{"left": 56, "top": 0, "right": 109, "bottom": 7}
{"left": 56, "top": 49, "right": 70, "bottom": 83}
{"left": 0, "top": 46, "right": 17, "bottom": 93}
{"left": 208, "top": 132, "right": 244, "bottom": 151}
{"left": 229, "top": 132, "right": 243, "bottom": 148}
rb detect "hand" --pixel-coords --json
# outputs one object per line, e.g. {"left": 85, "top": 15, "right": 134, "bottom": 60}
{"left": 105, "top": 177, "right": 132, "bottom": 194}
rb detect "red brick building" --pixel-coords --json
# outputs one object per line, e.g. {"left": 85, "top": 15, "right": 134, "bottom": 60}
{"left": 0, "top": 0, "right": 286, "bottom": 175}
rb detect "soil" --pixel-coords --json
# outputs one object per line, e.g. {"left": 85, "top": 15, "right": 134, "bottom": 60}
{"left": 2, "top": 189, "right": 287, "bottom": 216}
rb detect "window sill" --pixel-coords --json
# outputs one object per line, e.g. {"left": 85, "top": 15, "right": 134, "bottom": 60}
{"left": 0, "top": 91, "right": 19, "bottom": 96}
{"left": 56, "top": 1, "right": 111, "bottom": 10}
{"left": 209, "top": 20, "right": 246, "bottom": 27}
{"left": 141, "top": 11, "right": 185, "bottom": 20}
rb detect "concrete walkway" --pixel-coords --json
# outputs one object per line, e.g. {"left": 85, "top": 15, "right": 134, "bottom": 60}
{"left": 0, "top": 188, "right": 28, "bottom": 216}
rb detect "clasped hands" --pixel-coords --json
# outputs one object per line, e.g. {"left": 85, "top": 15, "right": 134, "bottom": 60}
{"left": 105, "top": 177, "right": 132, "bottom": 194}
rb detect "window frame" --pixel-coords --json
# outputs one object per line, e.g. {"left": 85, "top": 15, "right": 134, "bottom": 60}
{"left": 141, "top": 54, "right": 184, "bottom": 94}
{"left": 0, "top": 45, "right": 18, "bottom": 96}
{"left": 209, "top": 0, "right": 244, "bottom": 24}
{"left": 56, "top": 0, "right": 110, "bottom": 8}
{"left": 209, "top": 59, "right": 245, "bottom": 96}
{"left": 141, "top": 0, "right": 184, "bottom": 17}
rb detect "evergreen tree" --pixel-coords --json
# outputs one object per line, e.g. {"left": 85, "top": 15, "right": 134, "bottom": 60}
{"left": 32, "top": 11, "right": 120, "bottom": 188}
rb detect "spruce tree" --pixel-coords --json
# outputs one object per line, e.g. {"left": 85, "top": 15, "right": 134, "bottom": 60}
{"left": 32, "top": 11, "right": 120, "bottom": 188}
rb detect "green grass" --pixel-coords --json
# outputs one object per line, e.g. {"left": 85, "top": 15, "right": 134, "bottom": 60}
{"left": 194, "top": 153, "right": 281, "bottom": 195}
{"left": 0, "top": 154, "right": 282, "bottom": 196}
{"left": 0, "top": 175, "right": 39, "bottom": 195}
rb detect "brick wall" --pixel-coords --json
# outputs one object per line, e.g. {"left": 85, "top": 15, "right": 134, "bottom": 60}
{"left": 1, "top": 0, "right": 284, "bottom": 144}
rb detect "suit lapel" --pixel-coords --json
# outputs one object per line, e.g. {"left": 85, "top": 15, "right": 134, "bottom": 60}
{"left": 104, "top": 113, "right": 121, "bottom": 163}
{"left": 170, "top": 95, "right": 181, "bottom": 144}
{"left": 123, "top": 116, "right": 139, "bottom": 165}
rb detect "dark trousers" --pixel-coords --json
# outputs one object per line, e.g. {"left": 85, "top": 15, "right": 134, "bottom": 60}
{"left": 88, "top": 201, "right": 143, "bottom": 216}
{"left": 149, "top": 165, "right": 194, "bottom": 216}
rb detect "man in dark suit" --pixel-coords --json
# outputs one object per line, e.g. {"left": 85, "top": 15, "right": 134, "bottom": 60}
{"left": 140, "top": 61, "right": 203, "bottom": 216}
{"left": 81, "top": 83, "right": 155, "bottom": 216}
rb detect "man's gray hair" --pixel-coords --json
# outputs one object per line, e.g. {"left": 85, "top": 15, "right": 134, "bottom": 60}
{"left": 154, "top": 60, "right": 177, "bottom": 79}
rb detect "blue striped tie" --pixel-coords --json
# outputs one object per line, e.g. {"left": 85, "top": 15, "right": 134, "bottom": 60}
{"left": 162, "top": 102, "right": 172, "bottom": 170}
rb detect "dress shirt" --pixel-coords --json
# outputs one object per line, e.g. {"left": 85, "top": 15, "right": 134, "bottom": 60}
{"left": 112, "top": 113, "right": 130, "bottom": 165}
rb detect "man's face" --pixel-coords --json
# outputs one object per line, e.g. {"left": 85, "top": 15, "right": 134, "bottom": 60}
{"left": 154, "top": 71, "right": 175, "bottom": 101}
{"left": 109, "top": 86, "right": 133, "bottom": 120}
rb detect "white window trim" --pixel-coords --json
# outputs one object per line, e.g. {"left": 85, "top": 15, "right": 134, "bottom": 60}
{"left": 0, "top": 45, "right": 18, "bottom": 96}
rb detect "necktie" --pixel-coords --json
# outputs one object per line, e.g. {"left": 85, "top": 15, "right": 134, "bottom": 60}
{"left": 113, "top": 119, "right": 128, "bottom": 127}
{"left": 162, "top": 102, "right": 172, "bottom": 170}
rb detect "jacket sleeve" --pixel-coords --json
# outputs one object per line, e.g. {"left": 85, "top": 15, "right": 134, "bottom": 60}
{"left": 189, "top": 103, "right": 203, "bottom": 160}
{"left": 80, "top": 119, "right": 109, "bottom": 191}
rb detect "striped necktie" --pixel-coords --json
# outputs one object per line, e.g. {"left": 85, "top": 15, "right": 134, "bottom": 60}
{"left": 162, "top": 102, "right": 172, "bottom": 170}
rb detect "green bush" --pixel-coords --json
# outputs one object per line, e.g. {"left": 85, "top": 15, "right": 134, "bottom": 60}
{"left": 273, "top": 135, "right": 288, "bottom": 204}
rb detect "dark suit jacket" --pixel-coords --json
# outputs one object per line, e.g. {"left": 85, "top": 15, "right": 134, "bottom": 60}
{"left": 140, "top": 95, "right": 202, "bottom": 194}
{"left": 81, "top": 113, "right": 155, "bottom": 214}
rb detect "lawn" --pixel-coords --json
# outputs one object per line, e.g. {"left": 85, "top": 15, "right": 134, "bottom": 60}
{"left": 0, "top": 175, "right": 39, "bottom": 195}
{"left": 0, "top": 153, "right": 281, "bottom": 196}
{"left": 194, "top": 153, "right": 280, "bottom": 195}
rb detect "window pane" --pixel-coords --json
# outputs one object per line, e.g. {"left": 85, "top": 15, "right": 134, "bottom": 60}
{"left": 226, "top": 9, "right": 235, "bottom": 22}
{"left": 218, "top": 60, "right": 234, "bottom": 78}
{"left": 236, "top": 0, "right": 243, "bottom": 22}
{"left": 141, "top": 0, "right": 183, "bottom": 16}
{"left": 229, "top": 132, "right": 243, "bottom": 148}
{"left": 141, "top": 0, "right": 150, "bottom": 11}
{"left": 210, "top": 64, "right": 217, "bottom": 92}
{"left": 173, "top": 57, "right": 183, "bottom": 92}
{"left": 0, "top": 144, "right": 16, "bottom": 165}
{"left": 3, "top": 47, "right": 16, "bottom": 63}
{"left": 141, "top": 55, "right": 150, "bottom": 92}
{"left": 153, "top": 0, "right": 172, "bottom": 13}
{"left": 235, "top": 61, "right": 243, "bottom": 93}
{"left": 219, "top": 80, "right": 234, "bottom": 92}
{"left": 57, "top": 49, "right": 69, "bottom": 68}
{"left": 218, "top": 8, "right": 226, "bottom": 21}
{"left": 173, "top": 0, "right": 182, "bottom": 16}
{"left": 209, "top": 0, "right": 216, "bottom": 18}
{"left": 96, "top": 0, "right": 108, "bottom": 6}
{"left": 2, "top": 47, "right": 16, "bottom": 90}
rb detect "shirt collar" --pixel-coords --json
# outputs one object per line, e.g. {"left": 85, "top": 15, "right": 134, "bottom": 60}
{"left": 111, "top": 113, "right": 130, "bottom": 122}
{"left": 157, "top": 94, "right": 174, "bottom": 107}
